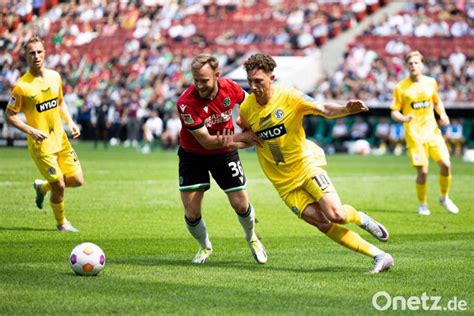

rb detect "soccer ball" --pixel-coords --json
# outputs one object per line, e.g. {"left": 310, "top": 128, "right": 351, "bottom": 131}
{"left": 70, "top": 242, "right": 106, "bottom": 276}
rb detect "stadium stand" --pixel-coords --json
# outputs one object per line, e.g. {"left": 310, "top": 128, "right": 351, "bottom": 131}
{"left": 1, "top": 0, "right": 473, "bottom": 153}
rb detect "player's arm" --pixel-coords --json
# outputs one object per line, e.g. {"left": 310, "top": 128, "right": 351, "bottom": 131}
{"left": 5, "top": 108, "right": 48, "bottom": 143}
{"left": 314, "top": 100, "right": 368, "bottom": 118}
{"left": 390, "top": 110, "right": 413, "bottom": 123}
{"left": 191, "top": 126, "right": 251, "bottom": 150}
{"left": 433, "top": 96, "right": 450, "bottom": 126}
{"left": 59, "top": 101, "right": 80, "bottom": 138}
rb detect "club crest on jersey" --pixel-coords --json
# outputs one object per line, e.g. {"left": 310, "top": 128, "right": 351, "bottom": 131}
{"left": 203, "top": 106, "right": 208, "bottom": 113}
{"left": 256, "top": 123, "right": 287, "bottom": 140}
{"left": 179, "top": 104, "right": 187, "bottom": 112}
{"left": 36, "top": 98, "right": 58, "bottom": 112}
{"left": 8, "top": 96, "right": 16, "bottom": 106}
{"left": 223, "top": 97, "right": 231, "bottom": 108}
{"left": 274, "top": 109, "right": 284, "bottom": 120}
{"left": 52, "top": 83, "right": 59, "bottom": 93}
{"left": 180, "top": 114, "right": 194, "bottom": 125}
{"left": 48, "top": 167, "right": 57, "bottom": 176}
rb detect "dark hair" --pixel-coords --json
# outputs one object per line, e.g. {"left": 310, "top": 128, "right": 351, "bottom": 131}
{"left": 191, "top": 54, "right": 219, "bottom": 72}
{"left": 243, "top": 53, "right": 277, "bottom": 73}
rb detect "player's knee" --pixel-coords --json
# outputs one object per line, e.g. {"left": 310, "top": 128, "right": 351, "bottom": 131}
{"left": 50, "top": 180, "right": 66, "bottom": 193}
{"left": 232, "top": 201, "right": 249, "bottom": 215}
{"left": 326, "top": 207, "right": 346, "bottom": 224}
{"left": 439, "top": 160, "right": 451, "bottom": 172}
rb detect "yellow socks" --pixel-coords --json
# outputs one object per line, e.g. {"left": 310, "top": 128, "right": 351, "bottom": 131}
{"left": 342, "top": 204, "right": 362, "bottom": 225}
{"left": 439, "top": 175, "right": 451, "bottom": 197}
{"left": 326, "top": 224, "right": 381, "bottom": 258}
{"left": 50, "top": 201, "right": 65, "bottom": 225}
{"left": 416, "top": 183, "right": 428, "bottom": 204}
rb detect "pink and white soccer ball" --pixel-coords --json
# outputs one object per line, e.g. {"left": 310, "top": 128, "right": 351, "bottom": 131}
{"left": 70, "top": 242, "right": 106, "bottom": 276}
{"left": 353, "top": 139, "right": 371, "bottom": 155}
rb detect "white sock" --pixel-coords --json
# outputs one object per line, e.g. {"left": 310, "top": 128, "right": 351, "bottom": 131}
{"left": 185, "top": 216, "right": 212, "bottom": 249}
{"left": 237, "top": 204, "right": 257, "bottom": 242}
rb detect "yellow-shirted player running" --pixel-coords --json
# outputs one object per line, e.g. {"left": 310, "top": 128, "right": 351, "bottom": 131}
{"left": 6, "top": 35, "right": 84, "bottom": 232}
{"left": 218, "top": 53, "right": 394, "bottom": 273}
{"left": 390, "top": 51, "right": 458, "bottom": 216}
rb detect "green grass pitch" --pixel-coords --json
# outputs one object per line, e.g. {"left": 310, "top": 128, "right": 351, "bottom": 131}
{"left": 1, "top": 143, "right": 472, "bottom": 314}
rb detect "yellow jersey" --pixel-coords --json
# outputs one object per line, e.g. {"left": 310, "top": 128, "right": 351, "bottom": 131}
{"left": 390, "top": 75, "right": 442, "bottom": 148}
{"left": 240, "top": 86, "right": 326, "bottom": 196}
{"left": 7, "top": 69, "right": 70, "bottom": 156}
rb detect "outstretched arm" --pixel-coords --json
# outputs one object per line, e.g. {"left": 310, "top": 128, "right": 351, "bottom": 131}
{"left": 315, "top": 100, "right": 369, "bottom": 118}
{"left": 191, "top": 126, "right": 254, "bottom": 150}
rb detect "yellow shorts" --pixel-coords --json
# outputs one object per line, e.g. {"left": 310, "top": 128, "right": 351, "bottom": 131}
{"left": 408, "top": 135, "right": 450, "bottom": 167}
{"left": 281, "top": 167, "right": 336, "bottom": 218}
{"left": 31, "top": 146, "right": 82, "bottom": 182}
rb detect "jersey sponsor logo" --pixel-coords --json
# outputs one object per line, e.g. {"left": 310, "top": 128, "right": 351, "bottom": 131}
{"left": 8, "top": 96, "right": 16, "bottom": 106}
{"left": 179, "top": 104, "right": 187, "bottom": 112}
{"left": 36, "top": 98, "right": 58, "bottom": 112}
{"left": 256, "top": 124, "right": 287, "bottom": 140}
{"left": 203, "top": 109, "right": 232, "bottom": 127}
{"left": 411, "top": 100, "right": 430, "bottom": 109}
{"left": 223, "top": 97, "right": 231, "bottom": 107}
{"left": 181, "top": 114, "right": 194, "bottom": 125}
{"left": 274, "top": 109, "right": 284, "bottom": 120}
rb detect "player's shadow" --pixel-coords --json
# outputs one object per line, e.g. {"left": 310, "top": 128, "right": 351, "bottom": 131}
{"left": 0, "top": 226, "right": 56, "bottom": 232}
{"left": 114, "top": 257, "right": 361, "bottom": 274}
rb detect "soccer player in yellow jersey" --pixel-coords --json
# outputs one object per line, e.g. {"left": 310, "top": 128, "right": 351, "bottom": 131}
{"left": 6, "top": 35, "right": 83, "bottom": 232}
{"left": 390, "top": 51, "right": 458, "bottom": 216}
{"left": 219, "top": 53, "right": 393, "bottom": 273}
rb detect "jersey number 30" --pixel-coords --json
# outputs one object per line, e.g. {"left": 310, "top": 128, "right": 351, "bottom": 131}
{"left": 228, "top": 161, "right": 243, "bottom": 177}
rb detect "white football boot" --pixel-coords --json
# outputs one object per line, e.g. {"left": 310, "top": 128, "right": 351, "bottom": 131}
{"left": 359, "top": 212, "right": 389, "bottom": 242}
{"left": 439, "top": 197, "right": 459, "bottom": 214}
{"left": 418, "top": 204, "right": 431, "bottom": 216}
{"left": 248, "top": 238, "right": 267, "bottom": 264}
{"left": 57, "top": 220, "right": 79, "bottom": 233}
{"left": 33, "top": 179, "right": 46, "bottom": 209}
{"left": 192, "top": 247, "right": 213, "bottom": 264}
{"left": 370, "top": 252, "right": 394, "bottom": 274}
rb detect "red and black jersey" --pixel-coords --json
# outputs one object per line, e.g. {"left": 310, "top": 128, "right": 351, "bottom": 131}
{"left": 177, "top": 78, "right": 245, "bottom": 155}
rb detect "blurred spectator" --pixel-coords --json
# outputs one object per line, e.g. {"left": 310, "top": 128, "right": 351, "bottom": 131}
{"left": 160, "top": 111, "right": 181, "bottom": 150}
{"left": 350, "top": 116, "right": 369, "bottom": 140}
{"left": 331, "top": 118, "right": 349, "bottom": 152}
{"left": 141, "top": 109, "right": 163, "bottom": 154}
{"left": 389, "top": 122, "right": 405, "bottom": 156}
{"left": 444, "top": 119, "right": 464, "bottom": 157}
{"left": 373, "top": 117, "right": 390, "bottom": 155}
{"left": 91, "top": 95, "right": 113, "bottom": 149}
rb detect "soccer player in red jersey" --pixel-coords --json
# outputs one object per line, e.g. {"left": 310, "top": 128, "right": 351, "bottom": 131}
{"left": 177, "top": 54, "right": 267, "bottom": 264}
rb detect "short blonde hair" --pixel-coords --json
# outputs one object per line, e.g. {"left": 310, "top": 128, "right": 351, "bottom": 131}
{"left": 191, "top": 54, "right": 219, "bottom": 72}
{"left": 404, "top": 50, "right": 424, "bottom": 64}
{"left": 23, "top": 35, "right": 44, "bottom": 53}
